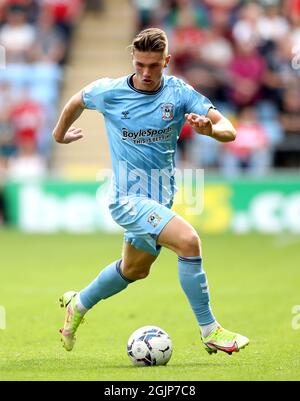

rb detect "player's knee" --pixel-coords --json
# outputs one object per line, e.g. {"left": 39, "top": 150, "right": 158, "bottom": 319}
{"left": 177, "top": 231, "right": 201, "bottom": 256}
{"left": 122, "top": 264, "right": 151, "bottom": 281}
{"left": 134, "top": 268, "right": 150, "bottom": 280}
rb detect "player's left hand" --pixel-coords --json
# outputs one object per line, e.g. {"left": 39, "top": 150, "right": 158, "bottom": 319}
{"left": 185, "top": 113, "right": 213, "bottom": 136}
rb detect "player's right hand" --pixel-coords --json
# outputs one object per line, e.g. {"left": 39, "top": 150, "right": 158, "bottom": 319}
{"left": 62, "top": 127, "right": 84, "bottom": 144}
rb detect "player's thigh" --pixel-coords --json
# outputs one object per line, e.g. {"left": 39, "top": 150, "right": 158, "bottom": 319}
{"left": 157, "top": 215, "right": 201, "bottom": 256}
{"left": 121, "top": 241, "right": 158, "bottom": 276}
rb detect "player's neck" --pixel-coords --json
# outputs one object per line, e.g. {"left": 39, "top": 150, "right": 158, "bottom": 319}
{"left": 132, "top": 74, "right": 163, "bottom": 93}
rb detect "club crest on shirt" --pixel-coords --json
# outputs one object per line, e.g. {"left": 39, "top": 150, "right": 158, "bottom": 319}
{"left": 147, "top": 212, "right": 162, "bottom": 228}
{"left": 161, "top": 103, "right": 174, "bottom": 121}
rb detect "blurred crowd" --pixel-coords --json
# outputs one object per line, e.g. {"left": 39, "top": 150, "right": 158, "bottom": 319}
{"left": 0, "top": 0, "right": 87, "bottom": 183}
{"left": 1, "top": 0, "right": 300, "bottom": 187}
{"left": 133, "top": 0, "right": 300, "bottom": 174}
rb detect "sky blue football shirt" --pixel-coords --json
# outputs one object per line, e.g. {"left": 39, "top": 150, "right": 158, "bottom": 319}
{"left": 82, "top": 74, "right": 214, "bottom": 207}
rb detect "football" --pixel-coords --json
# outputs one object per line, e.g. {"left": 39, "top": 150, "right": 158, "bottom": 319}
{"left": 127, "top": 326, "right": 173, "bottom": 366}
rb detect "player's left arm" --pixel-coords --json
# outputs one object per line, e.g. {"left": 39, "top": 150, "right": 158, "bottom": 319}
{"left": 185, "top": 108, "right": 236, "bottom": 143}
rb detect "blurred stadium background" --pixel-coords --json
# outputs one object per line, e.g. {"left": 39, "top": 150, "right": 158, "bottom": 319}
{"left": 1, "top": 0, "right": 300, "bottom": 381}
{"left": 0, "top": 0, "right": 300, "bottom": 234}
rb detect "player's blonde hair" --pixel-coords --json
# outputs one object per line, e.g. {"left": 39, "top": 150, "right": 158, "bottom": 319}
{"left": 129, "top": 28, "right": 169, "bottom": 55}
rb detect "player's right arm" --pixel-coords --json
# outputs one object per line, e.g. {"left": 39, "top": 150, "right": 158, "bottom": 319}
{"left": 52, "top": 91, "right": 85, "bottom": 144}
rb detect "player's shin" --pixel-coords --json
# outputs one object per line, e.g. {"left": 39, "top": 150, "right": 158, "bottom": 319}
{"left": 178, "top": 256, "right": 218, "bottom": 337}
{"left": 79, "top": 259, "right": 134, "bottom": 310}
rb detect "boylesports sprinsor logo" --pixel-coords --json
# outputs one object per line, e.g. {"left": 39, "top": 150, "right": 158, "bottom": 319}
{"left": 147, "top": 212, "right": 162, "bottom": 228}
{"left": 161, "top": 103, "right": 174, "bottom": 121}
{"left": 122, "top": 127, "right": 172, "bottom": 144}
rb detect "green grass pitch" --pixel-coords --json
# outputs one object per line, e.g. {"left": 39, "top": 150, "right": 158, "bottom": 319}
{"left": 0, "top": 230, "right": 299, "bottom": 381}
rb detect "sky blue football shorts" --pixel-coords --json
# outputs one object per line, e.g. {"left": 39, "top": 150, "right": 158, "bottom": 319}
{"left": 109, "top": 196, "right": 176, "bottom": 256}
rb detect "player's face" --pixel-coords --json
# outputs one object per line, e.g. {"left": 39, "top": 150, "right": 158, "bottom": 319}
{"left": 132, "top": 51, "right": 170, "bottom": 92}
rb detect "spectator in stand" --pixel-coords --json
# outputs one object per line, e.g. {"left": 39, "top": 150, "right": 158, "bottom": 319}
{"left": 257, "top": 101, "right": 284, "bottom": 153}
{"left": 189, "top": 26, "right": 233, "bottom": 102}
{"left": 0, "top": 4, "right": 36, "bottom": 63}
{"left": 275, "top": 87, "right": 300, "bottom": 168}
{"left": 10, "top": 1, "right": 38, "bottom": 18}
{"left": 7, "top": 138, "right": 47, "bottom": 179}
{"left": 183, "top": 64, "right": 221, "bottom": 106}
{"left": 261, "top": 31, "right": 300, "bottom": 107}
{"left": 199, "top": 28, "right": 233, "bottom": 70}
{"left": 232, "top": 3, "right": 264, "bottom": 47}
{"left": 29, "top": 7, "right": 66, "bottom": 64}
{"left": 257, "top": 3, "right": 289, "bottom": 44}
{"left": 0, "top": 0, "right": 8, "bottom": 23}
{"left": 275, "top": 33, "right": 300, "bottom": 87}
{"left": 203, "top": 0, "right": 239, "bottom": 41}
{"left": 0, "top": 79, "right": 13, "bottom": 110}
{"left": 164, "top": 0, "right": 209, "bottom": 30}
{"left": 280, "top": 88, "right": 300, "bottom": 140}
{"left": 288, "top": 7, "right": 300, "bottom": 64}
{"left": 10, "top": 88, "right": 44, "bottom": 149}
{"left": 0, "top": 0, "right": 39, "bottom": 24}
{"left": 0, "top": 80, "right": 15, "bottom": 160}
{"left": 0, "top": 107, "right": 15, "bottom": 159}
{"left": 283, "top": 0, "right": 300, "bottom": 24}
{"left": 220, "top": 107, "right": 270, "bottom": 176}
{"left": 132, "top": 0, "right": 162, "bottom": 32}
{"left": 42, "top": 0, "right": 84, "bottom": 45}
{"left": 167, "top": 2, "right": 206, "bottom": 75}
{"left": 227, "top": 38, "right": 266, "bottom": 108}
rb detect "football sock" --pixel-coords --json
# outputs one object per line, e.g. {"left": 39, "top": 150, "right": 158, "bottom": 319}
{"left": 75, "top": 294, "right": 88, "bottom": 315}
{"left": 178, "top": 256, "right": 217, "bottom": 332}
{"left": 200, "top": 321, "right": 219, "bottom": 338}
{"left": 79, "top": 259, "right": 133, "bottom": 310}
